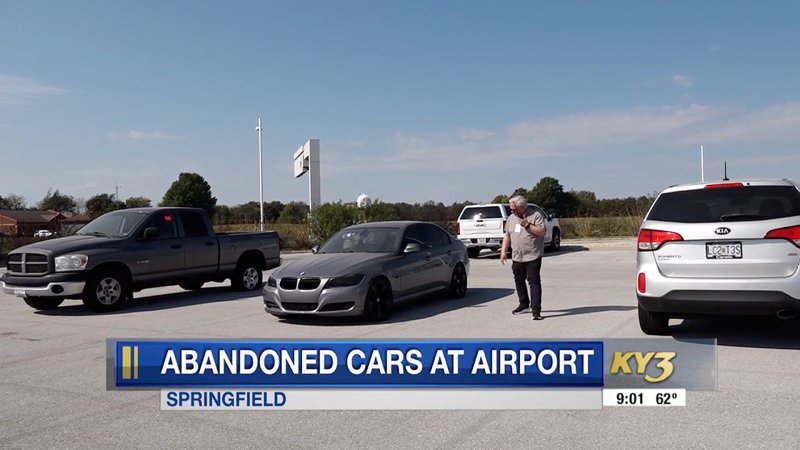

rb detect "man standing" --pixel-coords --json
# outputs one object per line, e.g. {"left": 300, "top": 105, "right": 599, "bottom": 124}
{"left": 501, "top": 195, "right": 547, "bottom": 320}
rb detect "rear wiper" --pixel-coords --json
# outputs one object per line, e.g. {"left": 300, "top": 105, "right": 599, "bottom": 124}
{"left": 78, "top": 231, "right": 114, "bottom": 238}
{"left": 719, "top": 214, "right": 766, "bottom": 222}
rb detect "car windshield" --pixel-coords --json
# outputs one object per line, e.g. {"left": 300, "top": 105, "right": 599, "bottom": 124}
{"left": 647, "top": 185, "right": 800, "bottom": 223}
{"left": 318, "top": 227, "right": 402, "bottom": 253}
{"left": 77, "top": 211, "right": 149, "bottom": 237}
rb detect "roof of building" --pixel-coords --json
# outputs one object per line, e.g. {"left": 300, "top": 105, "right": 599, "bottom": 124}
{"left": 0, "top": 210, "right": 63, "bottom": 223}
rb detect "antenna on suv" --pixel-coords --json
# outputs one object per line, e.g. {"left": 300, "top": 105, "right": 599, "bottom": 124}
{"left": 723, "top": 161, "right": 729, "bottom": 181}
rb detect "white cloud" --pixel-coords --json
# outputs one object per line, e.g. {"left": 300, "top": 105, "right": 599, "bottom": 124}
{"left": 127, "top": 130, "right": 184, "bottom": 140}
{"left": 0, "top": 75, "right": 68, "bottom": 104}
{"left": 323, "top": 102, "right": 800, "bottom": 175}
{"left": 672, "top": 74, "right": 693, "bottom": 87}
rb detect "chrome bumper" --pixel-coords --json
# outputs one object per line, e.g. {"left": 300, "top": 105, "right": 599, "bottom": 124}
{"left": 2, "top": 281, "right": 86, "bottom": 298}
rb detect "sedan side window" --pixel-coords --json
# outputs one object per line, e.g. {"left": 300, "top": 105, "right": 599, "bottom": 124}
{"left": 421, "top": 224, "right": 446, "bottom": 248}
{"left": 402, "top": 225, "right": 428, "bottom": 249}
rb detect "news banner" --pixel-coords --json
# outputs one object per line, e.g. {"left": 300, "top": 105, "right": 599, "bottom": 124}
{"left": 107, "top": 339, "right": 716, "bottom": 410}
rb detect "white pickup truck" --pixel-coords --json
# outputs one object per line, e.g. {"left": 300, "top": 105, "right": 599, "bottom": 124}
{"left": 456, "top": 203, "right": 561, "bottom": 258}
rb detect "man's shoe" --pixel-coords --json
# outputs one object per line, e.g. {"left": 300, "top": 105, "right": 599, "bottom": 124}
{"left": 532, "top": 314, "right": 543, "bottom": 321}
{"left": 512, "top": 305, "right": 530, "bottom": 315}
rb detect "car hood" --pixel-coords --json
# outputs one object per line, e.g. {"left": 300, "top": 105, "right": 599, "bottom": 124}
{"left": 275, "top": 252, "right": 394, "bottom": 278}
{"left": 11, "top": 235, "right": 123, "bottom": 255}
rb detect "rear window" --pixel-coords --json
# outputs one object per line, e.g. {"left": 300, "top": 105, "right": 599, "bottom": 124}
{"left": 459, "top": 206, "right": 504, "bottom": 220}
{"left": 647, "top": 185, "right": 800, "bottom": 223}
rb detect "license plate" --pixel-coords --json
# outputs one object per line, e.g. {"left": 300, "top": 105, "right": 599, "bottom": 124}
{"left": 706, "top": 242, "right": 742, "bottom": 259}
{"left": 14, "top": 289, "right": 27, "bottom": 298}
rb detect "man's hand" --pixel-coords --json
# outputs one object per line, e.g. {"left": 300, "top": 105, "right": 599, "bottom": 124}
{"left": 500, "top": 250, "right": 507, "bottom": 265}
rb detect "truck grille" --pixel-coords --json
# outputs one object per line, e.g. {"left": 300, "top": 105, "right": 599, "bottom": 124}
{"left": 7, "top": 253, "right": 49, "bottom": 275}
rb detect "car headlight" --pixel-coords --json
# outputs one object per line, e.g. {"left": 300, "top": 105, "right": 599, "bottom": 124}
{"left": 267, "top": 276, "right": 277, "bottom": 287}
{"left": 55, "top": 254, "right": 89, "bottom": 272}
{"left": 325, "top": 273, "right": 365, "bottom": 288}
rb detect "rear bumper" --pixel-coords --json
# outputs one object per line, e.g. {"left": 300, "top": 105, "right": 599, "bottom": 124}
{"left": 638, "top": 292, "right": 800, "bottom": 316}
{"left": 636, "top": 253, "right": 800, "bottom": 316}
{"left": 459, "top": 237, "right": 504, "bottom": 249}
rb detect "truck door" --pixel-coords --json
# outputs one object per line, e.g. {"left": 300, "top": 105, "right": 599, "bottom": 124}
{"left": 178, "top": 210, "right": 218, "bottom": 278}
{"left": 131, "top": 211, "right": 185, "bottom": 285}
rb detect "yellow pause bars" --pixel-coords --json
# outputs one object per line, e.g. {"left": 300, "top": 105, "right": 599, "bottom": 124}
{"left": 121, "top": 345, "right": 139, "bottom": 379}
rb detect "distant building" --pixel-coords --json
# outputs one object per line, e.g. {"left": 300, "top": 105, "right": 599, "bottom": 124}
{"left": 0, "top": 210, "right": 64, "bottom": 237}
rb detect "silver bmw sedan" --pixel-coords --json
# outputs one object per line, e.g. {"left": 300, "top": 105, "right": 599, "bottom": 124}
{"left": 263, "top": 221, "right": 470, "bottom": 321}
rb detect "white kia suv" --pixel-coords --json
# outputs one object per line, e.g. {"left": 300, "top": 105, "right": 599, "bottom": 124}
{"left": 636, "top": 179, "right": 800, "bottom": 335}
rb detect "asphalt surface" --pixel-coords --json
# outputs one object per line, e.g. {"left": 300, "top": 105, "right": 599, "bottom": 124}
{"left": 2, "top": 241, "right": 800, "bottom": 449}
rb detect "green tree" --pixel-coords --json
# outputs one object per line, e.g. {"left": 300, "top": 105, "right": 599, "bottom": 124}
{"left": 0, "top": 193, "right": 27, "bottom": 210}
{"left": 491, "top": 194, "right": 509, "bottom": 204}
{"left": 309, "top": 203, "right": 360, "bottom": 244}
{"left": 264, "top": 201, "right": 285, "bottom": 222}
{"left": 278, "top": 201, "right": 309, "bottom": 224}
{"left": 160, "top": 172, "right": 218, "bottom": 217}
{"left": 364, "top": 202, "right": 400, "bottom": 222}
{"left": 125, "top": 196, "right": 152, "bottom": 208}
{"left": 37, "top": 188, "right": 77, "bottom": 213}
{"left": 527, "top": 177, "right": 574, "bottom": 217}
{"left": 86, "top": 193, "right": 125, "bottom": 218}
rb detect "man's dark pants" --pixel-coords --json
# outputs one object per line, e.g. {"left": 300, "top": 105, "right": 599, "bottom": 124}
{"left": 512, "top": 258, "right": 542, "bottom": 314}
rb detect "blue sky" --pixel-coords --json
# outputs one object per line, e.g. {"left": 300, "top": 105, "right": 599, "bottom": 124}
{"left": 2, "top": 1, "right": 800, "bottom": 207}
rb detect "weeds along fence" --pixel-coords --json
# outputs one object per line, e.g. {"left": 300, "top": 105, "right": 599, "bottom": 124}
{"left": 560, "top": 216, "right": 643, "bottom": 239}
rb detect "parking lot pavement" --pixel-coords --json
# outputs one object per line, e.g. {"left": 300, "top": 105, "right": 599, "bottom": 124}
{"left": 2, "top": 244, "right": 800, "bottom": 448}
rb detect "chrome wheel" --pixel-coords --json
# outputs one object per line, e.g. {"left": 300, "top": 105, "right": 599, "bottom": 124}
{"left": 96, "top": 277, "right": 122, "bottom": 305}
{"left": 242, "top": 267, "right": 260, "bottom": 290}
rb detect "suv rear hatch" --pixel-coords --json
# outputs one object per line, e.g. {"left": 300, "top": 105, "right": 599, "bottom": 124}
{"left": 640, "top": 183, "right": 800, "bottom": 279}
{"left": 458, "top": 206, "right": 506, "bottom": 237}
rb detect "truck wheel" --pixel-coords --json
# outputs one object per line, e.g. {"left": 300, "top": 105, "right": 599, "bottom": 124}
{"left": 232, "top": 261, "right": 263, "bottom": 291}
{"left": 82, "top": 269, "right": 130, "bottom": 312}
{"left": 362, "top": 279, "right": 393, "bottom": 322}
{"left": 24, "top": 297, "right": 64, "bottom": 310}
{"left": 638, "top": 305, "right": 669, "bottom": 335}
{"left": 448, "top": 264, "right": 468, "bottom": 299}
{"left": 548, "top": 229, "right": 561, "bottom": 252}
{"left": 179, "top": 281, "right": 204, "bottom": 291}
{"left": 467, "top": 248, "right": 480, "bottom": 259}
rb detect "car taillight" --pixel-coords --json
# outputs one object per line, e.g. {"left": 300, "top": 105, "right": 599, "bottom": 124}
{"left": 638, "top": 229, "right": 684, "bottom": 251}
{"left": 704, "top": 182, "right": 744, "bottom": 189}
{"left": 765, "top": 225, "right": 800, "bottom": 248}
{"left": 637, "top": 273, "right": 646, "bottom": 293}
{"left": 455, "top": 223, "right": 460, "bottom": 235}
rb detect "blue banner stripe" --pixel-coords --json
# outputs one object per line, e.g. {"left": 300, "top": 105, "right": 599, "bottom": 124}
{"left": 114, "top": 340, "right": 604, "bottom": 388}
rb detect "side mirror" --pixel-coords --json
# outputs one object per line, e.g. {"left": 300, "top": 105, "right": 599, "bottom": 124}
{"left": 548, "top": 213, "right": 555, "bottom": 220}
{"left": 311, "top": 246, "right": 319, "bottom": 254}
{"left": 141, "top": 227, "right": 159, "bottom": 241}
{"left": 403, "top": 242, "right": 422, "bottom": 254}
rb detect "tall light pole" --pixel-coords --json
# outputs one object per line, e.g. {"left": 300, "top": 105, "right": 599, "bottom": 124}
{"left": 256, "top": 118, "right": 264, "bottom": 231}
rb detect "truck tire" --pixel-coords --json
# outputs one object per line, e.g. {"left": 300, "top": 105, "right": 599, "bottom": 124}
{"left": 24, "top": 297, "right": 64, "bottom": 310}
{"left": 548, "top": 229, "right": 561, "bottom": 252}
{"left": 232, "top": 260, "right": 263, "bottom": 291}
{"left": 82, "top": 269, "right": 130, "bottom": 312}
{"left": 467, "top": 248, "right": 480, "bottom": 259}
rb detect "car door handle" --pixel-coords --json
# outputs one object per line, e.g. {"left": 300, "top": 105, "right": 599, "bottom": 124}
{"left": 171, "top": 244, "right": 183, "bottom": 250}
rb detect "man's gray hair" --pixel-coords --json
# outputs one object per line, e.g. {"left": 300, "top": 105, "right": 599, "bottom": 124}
{"left": 509, "top": 195, "right": 528, "bottom": 209}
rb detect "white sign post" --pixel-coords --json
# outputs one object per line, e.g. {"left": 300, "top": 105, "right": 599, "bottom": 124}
{"left": 293, "top": 139, "right": 321, "bottom": 212}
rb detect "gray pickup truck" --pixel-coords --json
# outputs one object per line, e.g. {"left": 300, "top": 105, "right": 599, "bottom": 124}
{"left": 1, "top": 207, "right": 280, "bottom": 312}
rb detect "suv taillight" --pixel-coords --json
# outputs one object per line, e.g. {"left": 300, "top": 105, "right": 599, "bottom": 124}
{"left": 765, "top": 225, "right": 800, "bottom": 248}
{"left": 455, "top": 222, "right": 460, "bottom": 235}
{"left": 638, "top": 229, "right": 684, "bottom": 251}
